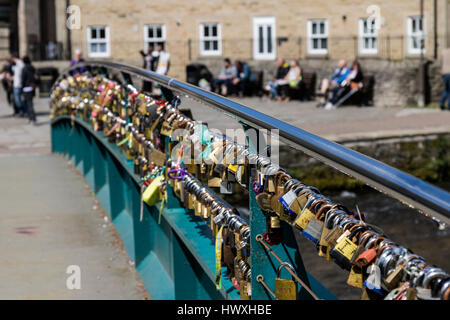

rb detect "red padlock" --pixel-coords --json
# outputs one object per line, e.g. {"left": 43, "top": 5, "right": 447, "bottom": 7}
{"left": 354, "top": 235, "right": 384, "bottom": 267}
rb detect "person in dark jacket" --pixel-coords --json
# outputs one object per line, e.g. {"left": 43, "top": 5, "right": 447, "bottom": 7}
{"left": 1, "top": 58, "right": 14, "bottom": 107}
{"left": 232, "top": 60, "right": 256, "bottom": 96}
{"left": 21, "top": 56, "right": 38, "bottom": 125}
{"left": 266, "top": 58, "right": 290, "bottom": 100}
{"left": 139, "top": 45, "right": 156, "bottom": 93}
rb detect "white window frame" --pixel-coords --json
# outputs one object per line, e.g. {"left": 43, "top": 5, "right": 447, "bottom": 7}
{"left": 199, "top": 23, "right": 222, "bottom": 56}
{"left": 144, "top": 24, "right": 166, "bottom": 51}
{"left": 359, "top": 18, "right": 378, "bottom": 55}
{"left": 253, "top": 17, "right": 276, "bottom": 60}
{"left": 407, "top": 16, "right": 426, "bottom": 55}
{"left": 307, "top": 20, "right": 328, "bottom": 55}
{"left": 87, "top": 26, "right": 110, "bottom": 58}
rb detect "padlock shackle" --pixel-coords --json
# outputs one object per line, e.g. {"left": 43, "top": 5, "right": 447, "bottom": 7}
{"left": 277, "top": 262, "right": 296, "bottom": 279}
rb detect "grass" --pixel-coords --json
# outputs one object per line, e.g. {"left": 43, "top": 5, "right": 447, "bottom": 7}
{"left": 402, "top": 102, "right": 441, "bottom": 109}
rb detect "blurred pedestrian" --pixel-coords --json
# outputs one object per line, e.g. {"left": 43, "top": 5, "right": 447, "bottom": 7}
{"left": 70, "top": 49, "right": 86, "bottom": 74}
{"left": 1, "top": 58, "right": 14, "bottom": 107}
{"left": 10, "top": 53, "right": 25, "bottom": 117}
{"left": 214, "top": 58, "right": 237, "bottom": 96}
{"left": 266, "top": 58, "right": 290, "bottom": 100}
{"left": 325, "top": 60, "right": 363, "bottom": 110}
{"left": 139, "top": 45, "right": 156, "bottom": 92}
{"left": 155, "top": 43, "right": 170, "bottom": 76}
{"left": 278, "top": 60, "right": 302, "bottom": 102}
{"left": 70, "top": 48, "right": 85, "bottom": 67}
{"left": 317, "top": 59, "right": 349, "bottom": 108}
{"left": 140, "top": 44, "right": 157, "bottom": 71}
{"left": 21, "top": 56, "right": 39, "bottom": 125}
{"left": 232, "top": 60, "right": 256, "bottom": 97}
{"left": 440, "top": 48, "right": 450, "bottom": 111}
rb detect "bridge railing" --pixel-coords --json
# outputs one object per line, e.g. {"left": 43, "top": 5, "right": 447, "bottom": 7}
{"left": 49, "top": 61, "right": 450, "bottom": 300}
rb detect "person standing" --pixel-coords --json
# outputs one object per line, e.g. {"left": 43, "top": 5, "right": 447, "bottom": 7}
{"left": 70, "top": 48, "right": 85, "bottom": 67}
{"left": 440, "top": 48, "right": 450, "bottom": 111}
{"left": 139, "top": 45, "right": 155, "bottom": 92}
{"left": 154, "top": 43, "right": 170, "bottom": 76}
{"left": 11, "top": 53, "right": 25, "bottom": 117}
{"left": 70, "top": 49, "right": 86, "bottom": 74}
{"left": 21, "top": 56, "right": 38, "bottom": 125}
{"left": 1, "top": 58, "right": 14, "bottom": 107}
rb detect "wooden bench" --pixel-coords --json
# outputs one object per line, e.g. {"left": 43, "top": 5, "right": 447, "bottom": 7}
{"left": 340, "top": 74, "right": 375, "bottom": 106}
{"left": 288, "top": 71, "right": 317, "bottom": 101}
{"left": 244, "top": 70, "right": 264, "bottom": 97}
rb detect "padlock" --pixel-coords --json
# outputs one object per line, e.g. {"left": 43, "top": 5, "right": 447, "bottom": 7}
{"left": 264, "top": 215, "right": 282, "bottom": 246}
{"left": 302, "top": 201, "right": 329, "bottom": 244}
{"left": 353, "top": 235, "right": 385, "bottom": 268}
{"left": 270, "top": 171, "right": 290, "bottom": 219}
{"left": 275, "top": 262, "right": 298, "bottom": 300}
{"left": 293, "top": 194, "right": 320, "bottom": 231}
{"left": 142, "top": 175, "right": 164, "bottom": 206}
{"left": 256, "top": 192, "right": 273, "bottom": 212}
{"left": 364, "top": 263, "right": 386, "bottom": 297}
{"left": 318, "top": 207, "right": 342, "bottom": 256}
{"left": 329, "top": 225, "right": 365, "bottom": 271}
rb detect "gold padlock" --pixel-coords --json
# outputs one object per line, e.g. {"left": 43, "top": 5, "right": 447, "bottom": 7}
{"left": 275, "top": 262, "right": 298, "bottom": 300}
{"left": 240, "top": 280, "right": 251, "bottom": 300}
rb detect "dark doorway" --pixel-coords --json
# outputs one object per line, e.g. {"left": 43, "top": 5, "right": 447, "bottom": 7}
{"left": 39, "top": 0, "right": 56, "bottom": 60}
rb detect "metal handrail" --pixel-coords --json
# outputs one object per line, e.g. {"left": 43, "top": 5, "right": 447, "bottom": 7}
{"left": 58, "top": 60, "right": 450, "bottom": 225}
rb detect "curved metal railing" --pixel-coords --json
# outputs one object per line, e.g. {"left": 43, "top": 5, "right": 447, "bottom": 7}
{"left": 55, "top": 60, "right": 450, "bottom": 226}
{"left": 50, "top": 61, "right": 450, "bottom": 300}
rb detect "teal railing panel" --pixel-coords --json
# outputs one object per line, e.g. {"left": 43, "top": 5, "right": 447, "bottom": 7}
{"left": 51, "top": 116, "right": 245, "bottom": 300}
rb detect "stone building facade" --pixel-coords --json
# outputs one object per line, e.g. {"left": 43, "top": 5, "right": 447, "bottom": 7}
{"left": 0, "top": 0, "right": 64, "bottom": 61}
{"left": 6, "top": 0, "right": 450, "bottom": 106}
{"left": 64, "top": 0, "right": 450, "bottom": 106}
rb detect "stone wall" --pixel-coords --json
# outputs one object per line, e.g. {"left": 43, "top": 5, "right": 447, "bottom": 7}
{"left": 196, "top": 57, "right": 445, "bottom": 107}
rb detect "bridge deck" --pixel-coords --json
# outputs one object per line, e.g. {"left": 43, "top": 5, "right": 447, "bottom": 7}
{"left": 0, "top": 94, "right": 147, "bottom": 299}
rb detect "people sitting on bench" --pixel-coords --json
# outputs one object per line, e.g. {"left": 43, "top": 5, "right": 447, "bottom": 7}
{"left": 232, "top": 60, "right": 256, "bottom": 97}
{"left": 214, "top": 58, "right": 237, "bottom": 96}
{"left": 265, "top": 58, "right": 290, "bottom": 100}
{"left": 278, "top": 60, "right": 302, "bottom": 102}
{"left": 317, "top": 59, "right": 349, "bottom": 108}
{"left": 324, "top": 60, "right": 364, "bottom": 110}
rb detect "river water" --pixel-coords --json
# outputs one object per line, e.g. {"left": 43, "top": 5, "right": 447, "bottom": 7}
{"left": 294, "top": 183, "right": 450, "bottom": 300}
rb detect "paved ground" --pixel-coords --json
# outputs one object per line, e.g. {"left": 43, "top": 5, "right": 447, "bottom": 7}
{"left": 0, "top": 93, "right": 148, "bottom": 299}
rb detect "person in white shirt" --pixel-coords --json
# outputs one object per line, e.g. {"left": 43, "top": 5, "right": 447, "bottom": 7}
{"left": 155, "top": 43, "right": 170, "bottom": 76}
{"left": 11, "top": 53, "right": 25, "bottom": 116}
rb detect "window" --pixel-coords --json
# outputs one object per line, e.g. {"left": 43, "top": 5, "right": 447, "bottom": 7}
{"left": 307, "top": 20, "right": 328, "bottom": 54}
{"left": 199, "top": 23, "right": 222, "bottom": 56}
{"left": 144, "top": 24, "right": 166, "bottom": 51}
{"left": 87, "top": 26, "right": 110, "bottom": 58}
{"left": 253, "top": 17, "right": 276, "bottom": 60}
{"left": 407, "top": 16, "right": 426, "bottom": 55}
{"left": 359, "top": 18, "right": 378, "bottom": 54}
